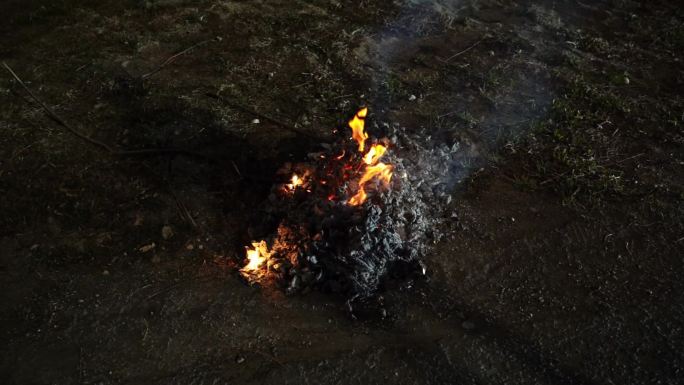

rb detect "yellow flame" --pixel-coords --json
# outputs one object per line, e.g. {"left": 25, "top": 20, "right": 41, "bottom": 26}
{"left": 286, "top": 174, "right": 304, "bottom": 191}
{"left": 241, "top": 240, "right": 272, "bottom": 275}
{"left": 348, "top": 162, "right": 393, "bottom": 206}
{"left": 349, "top": 107, "right": 368, "bottom": 152}
{"left": 363, "top": 144, "right": 387, "bottom": 165}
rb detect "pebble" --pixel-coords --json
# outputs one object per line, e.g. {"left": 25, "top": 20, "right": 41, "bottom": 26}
{"left": 235, "top": 355, "right": 245, "bottom": 364}
{"left": 161, "top": 225, "right": 174, "bottom": 240}
{"left": 408, "top": 94, "right": 417, "bottom": 101}
{"left": 139, "top": 243, "right": 156, "bottom": 253}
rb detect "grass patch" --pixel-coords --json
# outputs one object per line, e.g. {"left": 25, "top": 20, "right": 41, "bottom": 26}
{"left": 518, "top": 73, "right": 638, "bottom": 208}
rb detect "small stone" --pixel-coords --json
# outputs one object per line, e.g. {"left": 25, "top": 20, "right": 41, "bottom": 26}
{"left": 235, "top": 355, "right": 245, "bottom": 364}
{"left": 139, "top": 243, "right": 156, "bottom": 253}
{"left": 186, "top": 244, "right": 194, "bottom": 250}
{"left": 161, "top": 225, "right": 174, "bottom": 240}
{"left": 251, "top": 118, "right": 260, "bottom": 124}
{"left": 408, "top": 94, "right": 417, "bottom": 101}
{"left": 102, "top": 270, "right": 110, "bottom": 276}
{"left": 133, "top": 213, "right": 144, "bottom": 226}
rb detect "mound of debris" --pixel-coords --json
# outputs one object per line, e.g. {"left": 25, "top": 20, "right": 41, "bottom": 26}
{"left": 240, "top": 108, "right": 461, "bottom": 300}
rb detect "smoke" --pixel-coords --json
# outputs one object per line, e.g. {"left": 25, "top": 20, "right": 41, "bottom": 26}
{"left": 354, "top": 0, "right": 555, "bottom": 186}
{"left": 242, "top": 0, "right": 558, "bottom": 304}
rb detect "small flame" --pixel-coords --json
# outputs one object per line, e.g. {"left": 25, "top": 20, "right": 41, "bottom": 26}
{"left": 363, "top": 144, "right": 387, "bottom": 165}
{"left": 287, "top": 174, "right": 304, "bottom": 191}
{"left": 348, "top": 118, "right": 393, "bottom": 206}
{"left": 349, "top": 107, "right": 368, "bottom": 152}
{"left": 349, "top": 142, "right": 393, "bottom": 206}
{"left": 241, "top": 240, "right": 272, "bottom": 276}
{"left": 349, "top": 162, "right": 393, "bottom": 206}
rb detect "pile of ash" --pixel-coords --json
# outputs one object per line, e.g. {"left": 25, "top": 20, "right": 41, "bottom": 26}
{"left": 240, "top": 108, "right": 462, "bottom": 301}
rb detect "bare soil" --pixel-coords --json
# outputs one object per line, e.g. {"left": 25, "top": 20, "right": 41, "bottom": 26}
{"left": 1, "top": 1, "right": 682, "bottom": 384}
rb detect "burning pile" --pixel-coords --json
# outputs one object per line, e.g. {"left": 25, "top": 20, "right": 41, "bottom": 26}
{"left": 239, "top": 108, "right": 460, "bottom": 299}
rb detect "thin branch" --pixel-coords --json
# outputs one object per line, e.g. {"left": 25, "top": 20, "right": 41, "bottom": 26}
{"left": 140, "top": 38, "right": 215, "bottom": 80}
{"left": 3, "top": 61, "right": 213, "bottom": 161}
{"left": 4, "top": 61, "right": 114, "bottom": 153}
{"left": 440, "top": 38, "right": 485, "bottom": 63}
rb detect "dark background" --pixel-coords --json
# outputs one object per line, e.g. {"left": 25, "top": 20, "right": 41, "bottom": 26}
{"left": 1, "top": 1, "right": 682, "bottom": 384}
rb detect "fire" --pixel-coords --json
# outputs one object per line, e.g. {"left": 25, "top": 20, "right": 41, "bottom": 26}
{"left": 348, "top": 162, "right": 393, "bottom": 206}
{"left": 239, "top": 107, "right": 395, "bottom": 280}
{"left": 240, "top": 240, "right": 272, "bottom": 276}
{"left": 349, "top": 107, "right": 368, "bottom": 152}
{"left": 348, "top": 108, "right": 392, "bottom": 205}
{"left": 363, "top": 144, "right": 387, "bottom": 165}
{"left": 286, "top": 174, "right": 304, "bottom": 191}
{"left": 285, "top": 171, "right": 312, "bottom": 193}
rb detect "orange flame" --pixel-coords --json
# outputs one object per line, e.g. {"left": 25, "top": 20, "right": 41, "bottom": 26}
{"left": 348, "top": 116, "right": 394, "bottom": 205}
{"left": 349, "top": 162, "right": 393, "bottom": 206}
{"left": 349, "top": 142, "right": 393, "bottom": 206}
{"left": 363, "top": 144, "right": 387, "bottom": 165}
{"left": 286, "top": 174, "right": 304, "bottom": 191}
{"left": 240, "top": 240, "right": 272, "bottom": 276}
{"left": 349, "top": 107, "right": 368, "bottom": 152}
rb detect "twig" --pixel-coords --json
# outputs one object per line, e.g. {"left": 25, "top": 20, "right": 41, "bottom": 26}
{"left": 3, "top": 62, "right": 213, "bottom": 161}
{"left": 539, "top": 171, "right": 569, "bottom": 186}
{"left": 140, "top": 38, "right": 215, "bottom": 80}
{"left": 613, "top": 153, "right": 645, "bottom": 165}
{"left": 205, "top": 92, "right": 322, "bottom": 140}
{"left": 169, "top": 187, "right": 199, "bottom": 230}
{"left": 440, "top": 38, "right": 485, "bottom": 63}
{"left": 4, "top": 62, "right": 114, "bottom": 153}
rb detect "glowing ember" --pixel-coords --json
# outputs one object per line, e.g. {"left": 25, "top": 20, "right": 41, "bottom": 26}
{"left": 240, "top": 240, "right": 272, "bottom": 276}
{"left": 349, "top": 107, "right": 368, "bottom": 152}
{"left": 286, "top": 174, "right": 304, "bottom": 191}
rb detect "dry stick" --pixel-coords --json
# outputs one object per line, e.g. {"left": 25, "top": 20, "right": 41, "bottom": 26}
{"left": 4, "top": 62, "right": 113, "bottom": 153}
{"left": 440, "top": 38, "right": 485, "bottom": 63}
{"left": 170, "top": 187, "right": 199, "bottom": 229}
{"left": 3, "top": 62, "right": 212, "bottom": 160}
{"left": 205, "top": 92, "right": 322, "bottom": 140}
{"left": 140, "top": 38, "right": 215, "bottom": 80}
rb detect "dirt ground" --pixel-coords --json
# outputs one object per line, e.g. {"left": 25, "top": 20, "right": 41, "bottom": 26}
{"left": 1, "top": 1, "right": 682, "bottom": 384}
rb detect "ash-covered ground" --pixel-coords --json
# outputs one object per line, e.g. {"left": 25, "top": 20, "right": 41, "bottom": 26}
{"left": 246, "top": 116, "right": 465, "bottom": 301}
{"left": 1, "top": 1, "right": 683, "bottom": 384}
